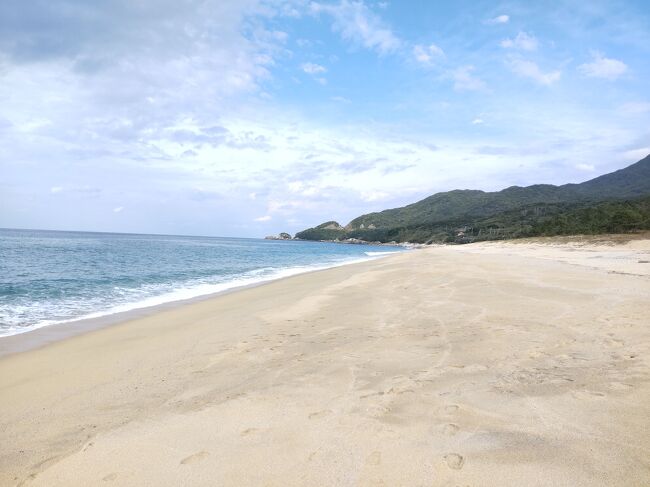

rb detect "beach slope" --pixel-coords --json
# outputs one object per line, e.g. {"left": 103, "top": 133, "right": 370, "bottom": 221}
{"left": 1, "top": 236, "right": 649, "bottom": 486}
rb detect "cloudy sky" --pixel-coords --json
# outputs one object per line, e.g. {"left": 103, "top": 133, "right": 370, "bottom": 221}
{"left": 1, "top": 0, "right": 649, "bottom": 236}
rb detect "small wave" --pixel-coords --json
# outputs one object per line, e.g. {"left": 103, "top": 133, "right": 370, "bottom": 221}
{"left": 364, "top": 251, "right": 399, "bottom": 256}
{"left": 0, "top": 256, "right": 380, "bottom": 338}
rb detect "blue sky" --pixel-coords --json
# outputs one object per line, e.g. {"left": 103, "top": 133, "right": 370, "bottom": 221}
{"left": 1, "top": 0, "right": 649, "bottom": 236}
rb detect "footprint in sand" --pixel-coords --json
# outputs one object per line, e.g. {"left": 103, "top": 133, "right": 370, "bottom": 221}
{"left": 180, "top": 451, "right": 210, "bottom": 465}
{"left": 386, "top": 386, "right": 415, "bottom": 395}
{"left": 609, "top": 382, "right": 633, "bottom": 391}
{"left": 102, "top": 473, "right": 118, "bottom": 482}
{"left": 367, "top": 451, "right": 382, "bottom": 466}
{"left": 443, "top": 423, "right": 460, "bottom": 435}
{"left": 444, "top": 453, "right": 465, "bottom": 470}
{"left": 360, "top": 391, "right": 385, "bottom": 399}
{"left": 308, "top": 409, "right": 332, "bottom": 419}
{"left": 366, "top": 404, "right": 392, "bottom": 418}
{"left": 443, "top": 404, "right": 459, "bottom": 414}
{"left": 586, "top": 390, "right": 606, "bottom": 397}
{"left": 430, "top": 423, "right": 460, "bottom": 436}
{"left": 572, "top": 390, "right": 606, "bottom": 400}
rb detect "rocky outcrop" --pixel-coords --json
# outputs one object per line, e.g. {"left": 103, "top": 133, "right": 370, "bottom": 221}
{"left": 321, "top": 222, "right": 343, "bottom": 230}
{"left": 264, "top": 232, "right": 293, "bottom": 240}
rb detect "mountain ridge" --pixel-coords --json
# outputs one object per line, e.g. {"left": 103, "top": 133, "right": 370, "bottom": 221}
{"left": 295, "top": 154, "right": 650, "bottom": 244}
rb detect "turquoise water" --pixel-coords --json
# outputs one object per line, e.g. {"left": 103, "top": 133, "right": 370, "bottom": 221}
{"left": 0, "top": 229, "right": 403, "bottom": 337}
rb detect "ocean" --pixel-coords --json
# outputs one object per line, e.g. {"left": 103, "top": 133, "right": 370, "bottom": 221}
{"left": 0, "top": 228, "right": 403, "bottom": 338}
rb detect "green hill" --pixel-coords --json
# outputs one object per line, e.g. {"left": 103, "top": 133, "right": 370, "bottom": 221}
{"left": 295, "top": 154, "right": 650, "bottom": 244}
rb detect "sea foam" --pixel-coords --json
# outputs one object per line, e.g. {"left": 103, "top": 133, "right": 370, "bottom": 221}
{"left": 0, "top": 229, "right": 404, "bottom": 338}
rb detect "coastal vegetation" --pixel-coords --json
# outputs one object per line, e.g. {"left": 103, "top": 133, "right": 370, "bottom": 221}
{"left": 295, "top": 155, "right": 650, "bottom": 244}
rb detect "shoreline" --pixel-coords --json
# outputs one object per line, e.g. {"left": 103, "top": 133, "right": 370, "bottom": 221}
{"left": 1, "top": 237, "right": 649, "bottom": 486}
{"left": 0, "top": 252, "right": 405, "bottom": 358}
{"left": 5, "top": 231, "right": 645, "bottom": 358}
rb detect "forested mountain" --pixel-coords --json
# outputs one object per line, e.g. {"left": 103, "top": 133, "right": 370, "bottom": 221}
{"left": 295, "top": 154, "right": 650, "bottom": 244}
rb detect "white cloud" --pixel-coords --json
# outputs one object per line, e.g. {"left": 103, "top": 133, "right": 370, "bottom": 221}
{"left": 578, "top": 52, "right": 627, "bottom": 80}
{"left": 301, "top": 62, "right": 327, "bottom": 74}
{"left": 620, "top": 102, "right": 650, "bottom": 114}
{"left": 0, "top": 0, "right": 289, "bottom": 189}
{"left": 507, "top": 58, "right": 561, "bottom": 85}
{"left": 4, "top": 0, "right": 649, "bottom": 238}
{"left": 310, "top": 0, "right": 401, "bottom": 54}
{"left": 413, "top": 44, "right": 445, "bottom": 65}
{"left": 452, "top": 65, "right": 486, "bottom": 92}
{"left": 623, "top": 147, "right": 650, "bottom": 162}
{"left": 49, "top": 185, "right": 102, "bottom": 195}
{"left": 287, "top": 181, "right": 322, "bottom": 197}
{"left": 486, "top": 14, "right": 509, "bottom": 24}
{"left": 576, "top": 163, "right": 595, "bottom": 171}
{"left": 360, "top": 190, "right": 389, "bottom": 202}
{"left": 267, "top": 199, "right": 311, "bottom": 216}
{"left": 113, "top": 206, "right": 124, "bottom": 213}
{"left": 471, "top": 118, "right": 484, "bottom": 125}
{"left": 17, "top": 118, "right": 52, "bottom": 132}
{"left": 500, "top": 31, "right": 538, "bottom": 51}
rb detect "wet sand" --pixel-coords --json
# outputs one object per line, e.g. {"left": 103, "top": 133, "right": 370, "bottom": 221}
{"left": 1, "top": 236, "right": 649, "bottom": 486}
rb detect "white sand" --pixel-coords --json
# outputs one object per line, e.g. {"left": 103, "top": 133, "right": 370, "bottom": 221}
{"left": 1, "top": 236, "right": 649, "bottom": 486}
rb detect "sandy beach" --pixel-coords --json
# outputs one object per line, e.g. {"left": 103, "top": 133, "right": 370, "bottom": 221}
{"left": 1, "top": 236, "right": 649, "bottom": 486}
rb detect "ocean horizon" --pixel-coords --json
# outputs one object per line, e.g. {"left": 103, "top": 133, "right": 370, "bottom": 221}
{"left": 0, "top": 228, "right": 404, "bottom": 338}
